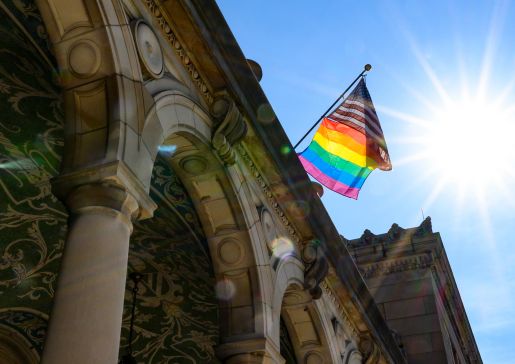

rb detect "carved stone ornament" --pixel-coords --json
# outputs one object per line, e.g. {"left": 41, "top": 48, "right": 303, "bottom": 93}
{"left": 132, "top": 19, "right": 164, "bottom": 79}
{"left": 237, "top": 145, "right": 300, "bottom": 243}
{"left": 211, "top": 95, "right": 247, "bottom": 165}
{"left": 142, "top": 0, "right": 214, "bottom": 104}
{"left": 359, "top": 335, "right": 381, "bottom": 364}
{"left": 360, "top": 253, "right": 434, "bottom": 279}
{"left": 68, "top": 40, "right": 101, "bottom": 79}
{"left": 359, "top": 229, "right": 377, "bottom": 245}
{"left": 415, "top": 216, "right": 433, "bottom": 236}
{"left": 320, "top": 281, "right": 360, "bottom": 340}
{"left": 302, "top": 240, "right": 329, "bottom": 300}
{"left": 387, "top": 223, "right": 403, "bottom": 240}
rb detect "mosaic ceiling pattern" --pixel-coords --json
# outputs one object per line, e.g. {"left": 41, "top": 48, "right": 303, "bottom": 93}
{"left": 0, "top": 1, "right": 219, "bottom": 362}
{"left": 122, "top": 156, "right": 219, "bottom": 363}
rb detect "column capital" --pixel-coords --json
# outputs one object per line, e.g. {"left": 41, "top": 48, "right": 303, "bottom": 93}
{"left": 52, "top": 160, "right": 157, "bottom": 220}
{"left": 66, "top": 182, "right": 139, "bottom": 224}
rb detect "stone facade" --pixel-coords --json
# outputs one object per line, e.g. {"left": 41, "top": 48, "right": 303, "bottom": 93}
{"left": 346, "top": 218, "right": 482, "bottom": 364}
{"left": 0, "top": 0, "right": 476, "bottom": 363}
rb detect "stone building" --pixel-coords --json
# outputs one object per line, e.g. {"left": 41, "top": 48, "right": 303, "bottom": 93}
{"left": 346, "top": 218, "right": 482, "bottom": 364}
{"left": 0, "top": 0, "right": 478, "bottom": 363}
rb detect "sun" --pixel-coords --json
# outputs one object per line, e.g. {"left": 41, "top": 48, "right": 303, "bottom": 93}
{"left": 379, "top": 20, "right": 515, "bottom": 213}
{"left": 383, "top": 83, "right": 515, "bottom": 214}
{"left": 422, "top": 95, "right": 515, "bottom": 195}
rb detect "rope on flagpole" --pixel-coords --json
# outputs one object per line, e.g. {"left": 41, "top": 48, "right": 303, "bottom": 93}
{"left": 293, "top": 64, "right": 372, "bottom": 150}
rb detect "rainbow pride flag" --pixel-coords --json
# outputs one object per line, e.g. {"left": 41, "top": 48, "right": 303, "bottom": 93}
{"left": 298, "top": 78, "right": 391, "bottom": 199}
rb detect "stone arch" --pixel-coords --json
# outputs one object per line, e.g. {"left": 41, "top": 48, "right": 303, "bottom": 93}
{"left": 120, "top": 151, "right": 218, "bottom": 361}
{"left": 36, "top": 1, "right": 306, "bottom": 360}
{"left": 37, "top": 0, "right": 157, "bottom": 216}
{"left": 280, "top": 284, "right": 339, "bottom": 364}
{"left": 271, "top": 256, "right": 305, "bottom": 346}
{"left": 143, "top": 90, "right": 280, "bottom": 361}
{"left": 313, "top": 298, "right": 345, "bottom": 363}
{"left": 34, "top": 0, "right": 275, "bottom": 361}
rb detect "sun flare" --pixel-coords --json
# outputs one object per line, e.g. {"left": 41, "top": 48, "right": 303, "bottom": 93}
{"left": 384, "top": 86, "right": 515, "bottom": 213}
{"left": 422, "top": 96, "right": 515, "bottom": 193}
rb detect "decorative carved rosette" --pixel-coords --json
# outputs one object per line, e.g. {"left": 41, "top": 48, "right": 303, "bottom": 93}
{"left": 131, "top": 19, "right": 165, "bottom": 79}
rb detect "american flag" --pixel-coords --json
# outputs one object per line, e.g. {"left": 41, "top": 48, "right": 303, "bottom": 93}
{"left": 327, "top": 78, "right": 391, "bottom": 171}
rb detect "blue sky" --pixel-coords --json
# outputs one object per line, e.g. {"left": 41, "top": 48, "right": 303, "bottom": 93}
{"left": 217, "top": 1, "right": 515, "bottom": 363}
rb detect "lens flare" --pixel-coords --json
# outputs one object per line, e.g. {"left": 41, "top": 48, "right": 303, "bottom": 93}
{"left": 158, "top": 145, "right": 177, "bottom": 154}
{"left": 0, "top": 159, "right": 35, "bottom": 170}
{"left": 280, "top": 145, "right": 291, "bottom": 155}
{"left": 257, "top": 103, "right": 275, "bottom": 124}
{"left": 215, "top": 278, "right": 236, "bottom": 301}
{"left": 270, "top": 236, "right": 295, "bottom": 260}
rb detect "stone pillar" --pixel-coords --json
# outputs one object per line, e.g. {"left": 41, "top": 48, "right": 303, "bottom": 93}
{"left": 225, "top": 353, "right": 273, "bottom": 364}
{"left": 217, "top": 339, "right": 285, "bottom": 364}
{"left": 41, "top": 183, "right": 139, "bottom": 364}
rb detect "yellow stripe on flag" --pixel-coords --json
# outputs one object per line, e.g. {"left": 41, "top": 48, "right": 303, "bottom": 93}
{"left": 318, "top": 124, "right": 366, "bottom": 155}
{"left": 313, "top": 132, "right": 379, "bottom": 168}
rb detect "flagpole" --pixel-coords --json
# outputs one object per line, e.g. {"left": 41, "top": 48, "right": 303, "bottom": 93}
{"left": 293, "top": 64, "right": 372, "bottom": 150}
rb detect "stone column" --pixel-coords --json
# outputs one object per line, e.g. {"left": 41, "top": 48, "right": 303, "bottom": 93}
{"left": 225, "top": 353, "right": 273, "bottom": 364}
{"left": 217, "top": 338, "right": 285, "bottom": 364}
{"left": 41, "top": 183, "right": 139, "bottom": 364}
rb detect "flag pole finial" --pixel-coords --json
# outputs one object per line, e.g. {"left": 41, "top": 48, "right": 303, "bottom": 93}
{"left": 364, "top": 64, "right": 372, "bottom": 71}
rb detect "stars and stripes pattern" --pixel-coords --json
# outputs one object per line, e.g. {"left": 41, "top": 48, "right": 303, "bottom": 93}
{"left": 298, "top": 78, "right": 391, "bottom": 199}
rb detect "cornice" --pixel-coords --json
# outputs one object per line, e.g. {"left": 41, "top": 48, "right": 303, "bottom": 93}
{"left": 237, "top": 144, "right": 329, "bottom": 299}
{"left": 143, "top": 0, "right": 214, "bottom": 105}
{"left": 320, "top": 280, "right": 360, "bottom": 342}
{"left": 360, "top": 253, "right": 434, "bottom": 279}
{"left": 236, "top": 144, "right": 301, "bottom": 245}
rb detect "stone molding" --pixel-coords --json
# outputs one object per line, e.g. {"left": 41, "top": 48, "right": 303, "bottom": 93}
{"left": 319, "top": 281, "right": 360, "bottom": 342}
{"left": 360, "top": 253, "right": 434, "bottom": 279}
{"left": 142, "top": 0, "right": 214, "bottom": 105}
{"left": 236, "top": 144, "right": 331, "bottom": 300}
{"left": 65, "top": 182, "right": 139, "bottom": 229}
{"left": 236, "top": 144, "right": 300, "bottom": 244}
{"left": 51, "top": 160, "right": 157, "bottom": 220}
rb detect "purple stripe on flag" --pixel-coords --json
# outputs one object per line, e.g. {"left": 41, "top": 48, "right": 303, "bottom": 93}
{"left": 299, "top": 155, "right": 360, "bottom": 199}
